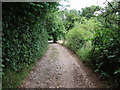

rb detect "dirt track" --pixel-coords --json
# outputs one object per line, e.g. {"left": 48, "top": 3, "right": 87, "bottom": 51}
{"left": 20, "top": 44, "right": 103, "bottom": 88}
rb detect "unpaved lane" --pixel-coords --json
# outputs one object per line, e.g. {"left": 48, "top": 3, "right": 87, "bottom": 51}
{"left": 20, "top": 44, "right": 103, "bottom": 88}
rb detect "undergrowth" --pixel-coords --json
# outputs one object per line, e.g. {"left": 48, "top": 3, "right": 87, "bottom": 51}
{"left": 2, "top": 47, "right": 48, "bottom": 88}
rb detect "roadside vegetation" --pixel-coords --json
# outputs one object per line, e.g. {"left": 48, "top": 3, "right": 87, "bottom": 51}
{"left": 62, "top": 1, "right": 120, "bottom": 88}
{"left": 2, "top": 2, "right": 59, "bottom": 88}
{"left": 2, "top": 0, "right": 120, "bottom": 88}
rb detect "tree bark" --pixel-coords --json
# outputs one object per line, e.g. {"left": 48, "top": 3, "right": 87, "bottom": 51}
{"left": 52, "top": 33, "right": 57, "bottom": 43}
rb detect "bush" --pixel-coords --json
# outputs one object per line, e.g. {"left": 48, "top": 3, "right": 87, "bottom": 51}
{"left": 2, "top": 2, "right": 49, "bottom": 71}
{"left": 65, "top": 1, "right": 120, "bottom": 87}
{"left": 90, "top": 27, "right": 120, "bottom": 87}
{"left": 2, "top": 2, "right": 58, "bottom": 88}
{"left": 76, "top": 42, "right": 92, "bottom": 62}
{"left": 66, "top": 17, "right": 101, "bottom": 62}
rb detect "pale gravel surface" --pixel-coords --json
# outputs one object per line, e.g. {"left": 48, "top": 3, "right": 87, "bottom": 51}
{"left": 20, "top": 44, "right": 103, "bottom": 88}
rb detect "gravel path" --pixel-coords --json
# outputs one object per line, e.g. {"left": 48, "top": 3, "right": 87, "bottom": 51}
{"left": 20, "top": 44, "right": 103, "bottom": 88}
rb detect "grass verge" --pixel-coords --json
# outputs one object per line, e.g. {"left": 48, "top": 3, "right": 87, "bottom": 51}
{"left": 2, "top": 63, "right": 34, "bottom": 88}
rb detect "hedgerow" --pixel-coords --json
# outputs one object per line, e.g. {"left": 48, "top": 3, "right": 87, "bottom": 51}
{"left": 2, "top": 2, "right": 58, "bottom": 88}
{"left": 2, "top": 2, "right": 48, "bottom": 71}
{"left": 89, "top": 1, "right": 120, "bottom": 87}
{"left": 65, "top": 1, "right": 120, "bottom": 87}
{"left": 90, "top": 27, "right": 120, "bottom": 87}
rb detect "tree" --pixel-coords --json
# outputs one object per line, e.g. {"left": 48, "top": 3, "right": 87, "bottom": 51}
{"left": 81, "top": 5, "right": 100, "bottom": 19}
{"left": 46, "top": 12, "right": 65, "bottom": 43}
{"left": 60, "top": 9, "right": 80, "bottom": 31}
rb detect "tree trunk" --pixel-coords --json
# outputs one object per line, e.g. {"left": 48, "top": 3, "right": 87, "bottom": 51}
{"left": 52, "top": 33, "right": 57, "bottom": 43}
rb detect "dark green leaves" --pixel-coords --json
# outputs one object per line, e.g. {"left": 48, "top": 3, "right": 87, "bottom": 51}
{"left": 2, "top": 2, "right": 59, "bottom": 71}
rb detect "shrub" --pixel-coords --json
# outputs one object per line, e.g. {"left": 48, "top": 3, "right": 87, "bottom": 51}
{"left": 90, "top": 27, "right": 120, "bottom": 87}
{"left": 2, "top": 2, "right": 50, "bottom": 71}
{"left": 76, "top": 41, "right": 92, "bottom": 62}
{"left": 66, "top": 17, "right": 101, "bottom": 62}
{"left": 2, "top": 2, "right": 58, "bottom": 88}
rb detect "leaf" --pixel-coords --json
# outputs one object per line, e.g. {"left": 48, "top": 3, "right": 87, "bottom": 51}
{"left": 107, "top": 55, "right": 116, "bottom": 58}
{"left": 114, "top": 69, "right": 120, "bottom": 74}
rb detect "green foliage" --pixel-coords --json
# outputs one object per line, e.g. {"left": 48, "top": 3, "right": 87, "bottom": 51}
{"left": 81, "top": 5, "right": 100, "bottom": 19}
{"left": 66, "top": 17, "right": 101, "bottom": 62}
{"left": 88, "top": 1, "right": 120, "bottom": 87}
{"left": 2, "top": 2, "right": 59, "bottom": 88}
{"left": 2, "top": 1, "right": 120, "bottom": 88}
{"left": 46, "top": 12, "right": 65, "bottom": 43}
{"left": 2, "top": 2, "right": 50, "bottom": 71}
{"left": 90, "top": 27, "right": 120, "bottom": 87}
{"left": 60, "top": 9, "right": 80, "bottom": 31}
{"left": 65, "top": 1, "right": 120, "bottom": 86}
{"left": 2, "top": 63, "right": 35, "bottom": 88}
{"left": 76, "top": 44, "right": 92, "bottom": 62}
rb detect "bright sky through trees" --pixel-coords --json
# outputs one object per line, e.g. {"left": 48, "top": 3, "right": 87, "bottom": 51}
{"left": 59, "top": 0, "right": 112, "bottom": 11}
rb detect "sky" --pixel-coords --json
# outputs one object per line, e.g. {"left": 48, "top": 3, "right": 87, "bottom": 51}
{"left": 59, "top": 0, "right": 113, "bottom": 11}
